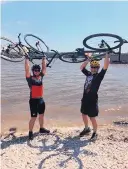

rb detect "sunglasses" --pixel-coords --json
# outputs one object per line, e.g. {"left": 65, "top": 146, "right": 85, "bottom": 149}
{"left": 91, "top": 67, "right": 99, "bottom": 69}
{"left": 34, "top": 69, "right": 40, "bottom": 72}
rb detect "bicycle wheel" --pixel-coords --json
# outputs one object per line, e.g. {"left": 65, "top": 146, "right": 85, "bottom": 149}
{"left": 59, "top": 52, "right": 87, "bottom": 63}
{"left": 0, "top": 37, "right": 25, "bottom": 62}
{"left": 83, "top": 33, "right": 123, "bottom": 52}
{"left": 24, "top": 34, "right": 49, "bottom": 55}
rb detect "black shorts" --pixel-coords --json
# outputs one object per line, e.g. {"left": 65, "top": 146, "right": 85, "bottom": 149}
{"left": 29, "top": 98, "right": 45, "bottom": 117}
{"left": 80, "top": 99, "right": 99, "bottom": 117}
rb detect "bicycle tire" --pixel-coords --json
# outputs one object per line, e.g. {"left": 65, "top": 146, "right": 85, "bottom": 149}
{"left": 83, "top": 33, "right": 124, "bottom": 52}
{"left": 24, "top": 34, "right": 49, "bottom": 54}
{"left": 0, "top": 37, "right": 25, "bottom": 62}
{"left": 59, "top": 52, "right": 87, "bottom": 63}
{"left": 59, "top": 51, "right": 108, "bottom": 63}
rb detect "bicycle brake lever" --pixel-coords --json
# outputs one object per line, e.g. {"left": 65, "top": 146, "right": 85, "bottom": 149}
{"left": 36, "top": 41, "right": 39, "bottom": 46}
{"left": 18, "top": 33, "right": 22, "bottom": 45}
{"left": 18, "top": 33, "right": 21, "bottom": 40}
{"left": 51, "top": 49, "right": 58, "bottom": 53}
{"left": 46, "top": 63, "right": 51, "bottom": 68}
{"left": 29, "top": 58, "right": 34, "bottom": 64}
{"left": 18, "top": 33, "right": 21, "bottom": 38}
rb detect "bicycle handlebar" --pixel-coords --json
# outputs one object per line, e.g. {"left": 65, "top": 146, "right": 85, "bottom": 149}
{"left": 51, "top": 49, "right": 59, "bottom": 54}
{"left": 114, "top": 39, "right": 128, "bottom": 43}
{"left": 36, "top": 41, "right": 40, "bottom": 46}
{"left": 28, "top": 49, "right": 59, "bottom": 60}
{"left": 18, "top": 33, "right": 21, "bottom": 43}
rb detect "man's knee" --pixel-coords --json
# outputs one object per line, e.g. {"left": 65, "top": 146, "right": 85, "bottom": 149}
{"left": 82, "top": 114, "right": 88, "bottom": 118}
{"left": 39, "top": 113, "right": 44, "bottom": 117}
{"left": 30, "top": 117, "right": 37, "bottom": 121}
{"left": 89, "top": 117, "right": 96, "bottom": 121}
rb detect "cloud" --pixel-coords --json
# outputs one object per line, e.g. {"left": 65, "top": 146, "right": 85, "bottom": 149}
{"left": 0, "top": 31, "right": 18, "bottom": 43}
{"left": 1, "top": 21, "right": 28, "bottom": 29}
{"left": 16, "top": 21, "right": 28, "bottom": 25}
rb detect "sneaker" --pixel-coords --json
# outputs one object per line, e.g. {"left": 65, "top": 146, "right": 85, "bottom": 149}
{"left": 29, "top": 131, "right": 33, "bottom": 140}
{"left": 90, "top": 132, "right": 98, "bottom": 141}
{"left": 79, "top": 127, "right": 91, "bottom": 137}
{"left": 39, "top": 128, "right": 50, "bottom": 134}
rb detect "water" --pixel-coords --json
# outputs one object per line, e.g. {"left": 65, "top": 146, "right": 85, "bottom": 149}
{"left": 1, "top": 59, "right": 128, "bottom": 106}
{"left": 1, "top": 59, "right": 128, "bottom": 131}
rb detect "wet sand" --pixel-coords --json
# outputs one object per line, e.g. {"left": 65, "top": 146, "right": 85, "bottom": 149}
{"left": 1, "top": 104, "right": 128, "bottom": 135}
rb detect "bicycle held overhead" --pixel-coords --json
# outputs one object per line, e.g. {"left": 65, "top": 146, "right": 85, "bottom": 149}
{"left": 0, "top": 33, "right": 125, "bottom": 65}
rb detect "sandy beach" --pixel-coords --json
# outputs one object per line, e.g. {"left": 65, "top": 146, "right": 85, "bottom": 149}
{"left": 1, "top": 120, "right": 128, "bottom": 169}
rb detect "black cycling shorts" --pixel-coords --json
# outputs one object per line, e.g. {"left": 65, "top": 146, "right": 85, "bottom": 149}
{"left": 29, "top": 98, "right": 45, "bottom": 117}
{"left": 80, "top": 99, "right": 99, "bottom": 117}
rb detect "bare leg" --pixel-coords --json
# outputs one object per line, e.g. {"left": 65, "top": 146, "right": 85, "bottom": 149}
{"left": 29, "top": 117, "right": 37, "bottom": 132}
{"left": 90, "top": 117, "right": 97, "bottom": 133}
{"left": 82, "top": 114, "right": 89, "bottom": 129}
{"left": 39, "top": 114, "right": 44, "bottom": 129}
{"left": 39, "top": 114, "right": 50, "bottom": 133}
{"left": 80, "top": 114, "right": 91, "bottom": 136}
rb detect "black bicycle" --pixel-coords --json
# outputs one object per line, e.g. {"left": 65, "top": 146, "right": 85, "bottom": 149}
{"left": 59, "top": 33, "right": 124, "bottom": 63}
{"left": 0, "top": 34, "right": 60, "bottom": 67}
{"left": 1, "top": 33, "right": 124, "bottom": 65}
{"left": 24, "top": 33, "right": 62, "bottom": 67}
{"left": 111, "top": 39, "right": 128, "bottom": 64}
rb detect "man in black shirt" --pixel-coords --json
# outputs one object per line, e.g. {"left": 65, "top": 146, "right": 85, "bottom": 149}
{"left": 80, "top": 53, "right": 110, "bottom": 140}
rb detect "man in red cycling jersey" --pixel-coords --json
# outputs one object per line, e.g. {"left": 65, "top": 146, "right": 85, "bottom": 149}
{"left": 25, "top": 56, "right": 50, "bottom": 140}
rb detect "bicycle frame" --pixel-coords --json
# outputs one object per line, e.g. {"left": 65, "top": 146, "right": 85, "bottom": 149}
{"left": 26, "top": 38, "right": 60, "bottom": 67}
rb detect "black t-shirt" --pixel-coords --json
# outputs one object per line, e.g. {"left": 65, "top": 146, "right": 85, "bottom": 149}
{"left": 81, "top": 68, "right": 107, "bottom": 101}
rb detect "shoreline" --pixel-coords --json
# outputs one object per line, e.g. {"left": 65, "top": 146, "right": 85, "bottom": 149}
{"left": 1, "top": 104, "right": 128, "bottom": 135}
{"left": 1, "top": 115, "right": 128, "bottom": 138}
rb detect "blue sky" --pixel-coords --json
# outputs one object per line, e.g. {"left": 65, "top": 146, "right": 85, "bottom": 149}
{"left": 1, "top": 1, "right": 128, "bottom": 52}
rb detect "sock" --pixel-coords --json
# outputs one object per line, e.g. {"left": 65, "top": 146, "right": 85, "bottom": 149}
{"left": 85, "top": 126, "right": 89, "bottom": 130}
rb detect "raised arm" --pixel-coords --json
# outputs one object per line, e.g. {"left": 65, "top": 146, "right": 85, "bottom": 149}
{"left": 80, "top": 60, "right": 90, "bottom": 70}
{"left": 103, "top": 52, "right": 110, "bottom": 70}
{"left": 25, "top": 58, "right": 30, "bottom": 78}
{"left": 80, "top": 54, "right": 92, "bottom": 76}
{"left": 80, "top": 53, "right": 91, "bottom": 70}
{"left": 42, "top": 57, "right": 47, "bottom": 75}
